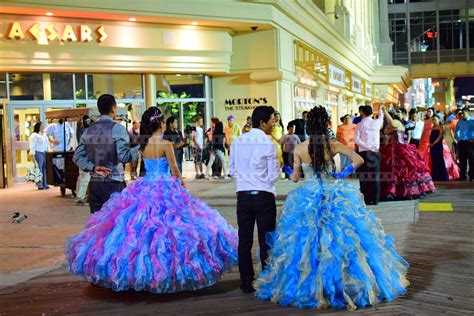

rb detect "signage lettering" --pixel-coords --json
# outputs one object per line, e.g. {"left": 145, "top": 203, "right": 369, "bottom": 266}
{"left": 224, "top": 97, "right": 268, "bottom": 111}
{"left": 7, "top": 22, "right": 25, "bottom": 39}
{"left": 6, "top": 22, "right": 107, "bottom": 43}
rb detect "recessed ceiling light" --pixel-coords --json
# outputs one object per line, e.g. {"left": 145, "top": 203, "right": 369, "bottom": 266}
{"left": 191, "top": 21, "right": 198, "bottom": 25}
{"left": 46, "top": 12, "right": 54, "bottom": 16}
{"left": 129, "top": 17, "right": 137, "bottom": 22}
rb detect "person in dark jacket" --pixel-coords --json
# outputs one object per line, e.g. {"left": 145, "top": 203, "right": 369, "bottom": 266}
{"left": 163, "top": 116, "right": 188, "bottom": 173}
{"left": 205, "top": 118, "right": 228, "bottom": 179}
{"left": 287, "top": 111, "right": 308, "bottom": 142}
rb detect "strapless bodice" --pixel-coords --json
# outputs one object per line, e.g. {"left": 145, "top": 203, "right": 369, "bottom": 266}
{"left": 143, "top": 157, "right": 170, "bottom": 179}
{"left": 302, "top": 162, "right": 335, "bottom": 180}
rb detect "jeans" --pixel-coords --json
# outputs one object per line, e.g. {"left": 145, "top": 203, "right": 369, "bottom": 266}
{"left": 237, "top": 191, "right": 276, "bottom": 284}
{"left": 206, "top": 149, "right": 227, "bottom": 177}
{"left": 75, "top": 169, "right": 91, "bottom": 200}
{"left": 35, "top": 151, "right": 48, "bottom": 189}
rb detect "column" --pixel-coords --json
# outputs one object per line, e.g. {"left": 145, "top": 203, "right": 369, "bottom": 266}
{"left": 144, "top": 74, "right": 156, "bottom": 109}
{"left": 43, "top": 74, "right": 51, "bottom": 100}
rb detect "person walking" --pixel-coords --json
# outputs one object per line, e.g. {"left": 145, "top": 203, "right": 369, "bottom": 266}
{"left": 205, "top": 119, "right": 228, "bottom": 180}
{"left": 73, "top": 94, "right": 139, "bottom": 213}
{"left": 455, "top": 109, "right": 474, "bottom": 181}
{"left": 229, "top": 105, "right": 281, "bottom": 293}
{"left": 128, "top": 121, "right": 140, "bottom": 180}
{"left": 354, "top": 105, "right": 384, "bottom": 205}
{"left": 75, "top": 115, "right": 92, "bottom": 205}
{"left": 192, "top": 116, "right": 205, "bottom": 179}
{"left": 28, "top": 121, "right": 50, "bottom": 190}
{"left": 163, "top": 116, "right": 188, "bottom": 174}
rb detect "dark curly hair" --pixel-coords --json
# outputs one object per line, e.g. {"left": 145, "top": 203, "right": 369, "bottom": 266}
{"left": 140, "top": 106, "right": 164, "bottom": 151}
{"left": 307, "top": 106, "right": 335, "bottom": 174}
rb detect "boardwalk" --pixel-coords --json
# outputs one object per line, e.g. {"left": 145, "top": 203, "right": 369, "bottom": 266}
{"left": 0, "top": 180, "right": 473, "bottom": 315}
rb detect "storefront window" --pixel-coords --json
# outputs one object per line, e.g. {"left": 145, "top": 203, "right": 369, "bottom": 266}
{"left": 87, "top": 74, "right": 143, "bottom": 99}
{"left": 9, "top": 73, "right": 44, "bottom": 100}
{"left": 156, "top": 75, "right": 204, "bottom": 98}
{"left": 75, "top": 74, "right": 86, "bottom": 100}
{"left": 51, "top": 73, "right": 74, "bottom": 100}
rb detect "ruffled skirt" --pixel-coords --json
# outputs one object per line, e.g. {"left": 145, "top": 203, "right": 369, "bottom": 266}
{"left": 255, "top": 178, "right": 409, "bottom": 310}
{"left": 65, "top": 176, "right": 238, "bottom": 293}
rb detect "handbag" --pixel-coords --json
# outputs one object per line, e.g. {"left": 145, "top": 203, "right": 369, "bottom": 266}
{"left": 26, "top": 162, "right": 43, "bottom": 183}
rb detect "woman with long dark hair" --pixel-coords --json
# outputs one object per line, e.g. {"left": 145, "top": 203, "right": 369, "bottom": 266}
{"left": 255, "top": 106, "right": 409, "bottom": 310}
{"left": 418, "top": 107, "right": 459, "bottom": 180}
{"left": 28, "top": 121, "right": 49, "bottom": 189}
{"left": 65, "top": 106, "right": 237, "bottom": 293}
{"left": 205, "top": 118, "right": 228, "bottom": 179}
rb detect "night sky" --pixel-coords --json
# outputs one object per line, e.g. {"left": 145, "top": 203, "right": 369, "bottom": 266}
{"left": 454, "top": 77, "right": 474, "bottom": 100}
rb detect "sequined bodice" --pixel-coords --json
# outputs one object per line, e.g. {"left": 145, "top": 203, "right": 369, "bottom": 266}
{"left": 143, "top": 157, "right": 170, "bottom": 180}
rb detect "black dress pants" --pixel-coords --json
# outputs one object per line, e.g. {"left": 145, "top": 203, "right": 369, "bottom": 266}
{"left": 458, "top": 140, "right": 474, "bottom": 180}
{"left": 237, "top": 191, "right": 276, "bottom": 284}
{"left": 358, "top": 151, "right": 381, "bottom": 205}
{"left": 88, "top": 178, "right": 126, "bottom": 213}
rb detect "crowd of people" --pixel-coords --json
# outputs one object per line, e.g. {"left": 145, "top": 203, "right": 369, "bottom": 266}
{"left": 65, "top": 97, "right": 418, "bottom": 310}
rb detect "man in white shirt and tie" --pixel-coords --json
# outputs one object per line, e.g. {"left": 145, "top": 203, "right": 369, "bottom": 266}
{"left": 229, "top": 106, "right": 281, "bottom": 293}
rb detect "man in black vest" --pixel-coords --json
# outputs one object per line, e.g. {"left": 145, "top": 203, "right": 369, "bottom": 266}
{"left": 73, "top": 94, "right": 139, "bottom": 213}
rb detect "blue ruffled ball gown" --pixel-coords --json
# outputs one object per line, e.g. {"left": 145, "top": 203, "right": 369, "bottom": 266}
{"left": 65, "top": 157, "right": 238, "bottom": 293}
{"left": 255, "top": 164, "right": 409, "bottom": 310}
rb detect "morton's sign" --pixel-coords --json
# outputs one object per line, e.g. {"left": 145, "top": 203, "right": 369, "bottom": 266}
{"left": 224, "top": 97, "right": 268, "bottom": 111}
{"left": 6, "top": 21, "right": 108, "bottom": 43}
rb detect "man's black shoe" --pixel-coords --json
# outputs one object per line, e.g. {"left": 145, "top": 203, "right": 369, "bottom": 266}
{"left": 240, "top": 283, "right": 256, "bottom": 293}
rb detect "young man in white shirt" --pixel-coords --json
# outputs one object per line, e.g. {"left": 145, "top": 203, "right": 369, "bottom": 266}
{"left": 229, "top": 106, "right": 281, "bottom": 293}
{"left": 192, "top": 116, "right": 205, "bottom": 179}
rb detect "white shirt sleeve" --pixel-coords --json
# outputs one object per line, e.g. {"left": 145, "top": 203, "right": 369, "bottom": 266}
{"left": 266, "top": 142, "right": 281, "bottom": 184}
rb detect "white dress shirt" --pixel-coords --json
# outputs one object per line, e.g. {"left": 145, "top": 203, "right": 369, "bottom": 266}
{"left": 355, "top": 108, "right": 384, "bottom": 152}
{"left": 411, "top": 120, "right": 424, "bottom": 140}
{"left": 229, "top": 128, "right": 281, "bottom": 195}
{"left": 45, "top": 122, "right": 74, "bottom": 151}
{"left": 29, "top": 132, "right": 49, "bottom": 153}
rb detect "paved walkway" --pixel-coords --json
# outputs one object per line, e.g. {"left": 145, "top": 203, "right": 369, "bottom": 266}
{"left": 0, "top": 176, "right": 473, "bottom": 314}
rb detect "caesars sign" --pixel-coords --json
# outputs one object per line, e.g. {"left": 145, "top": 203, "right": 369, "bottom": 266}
{"left": 224, "top": 97, "right": 268, "bottom": 111}
{"left": 5, "top": 21, "right": 108, "bottom": 43}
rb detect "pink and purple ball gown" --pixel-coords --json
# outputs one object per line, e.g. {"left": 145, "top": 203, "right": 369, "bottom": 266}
{"left": 65, "top": 157, "right": 238, "bottom": 293}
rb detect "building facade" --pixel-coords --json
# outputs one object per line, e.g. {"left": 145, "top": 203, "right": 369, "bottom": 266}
{"left": 0, "top": 0, "right": 408, "bottom": 186}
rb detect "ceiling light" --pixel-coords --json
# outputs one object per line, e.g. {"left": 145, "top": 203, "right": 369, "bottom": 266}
{"left": 45, "top": 12, "right": 54, "bottom": 16}
{"left": 191, "top": 21, "right": 198, "bottom": 26}
{"left": 176, "top": 74, "right": 182, "bottom": 77}
{"left": 129, "top": 17, "right": 137, "bottom": 22}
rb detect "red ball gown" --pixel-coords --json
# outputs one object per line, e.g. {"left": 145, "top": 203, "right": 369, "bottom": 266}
{"left": 418, "top": 121, "right": 460, "bottom": 180}
{"left": 380, "top": 130, "right": 436, "bottom": 200}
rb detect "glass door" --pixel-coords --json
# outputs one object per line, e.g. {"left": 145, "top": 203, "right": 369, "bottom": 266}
{"left": 11, "top": 106, "right": 41, "bottom": 182}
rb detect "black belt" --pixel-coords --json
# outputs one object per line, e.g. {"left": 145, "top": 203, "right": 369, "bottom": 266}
{"left": 238, "top": 190, "right": 266, "bottom": 196}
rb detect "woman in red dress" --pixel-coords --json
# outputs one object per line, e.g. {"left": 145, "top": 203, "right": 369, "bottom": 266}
{"left": 379, "top": 107, "right": 435, "bottom": 200}
{"left": 418, "top": 108, "right": 460, "bottom": 180}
